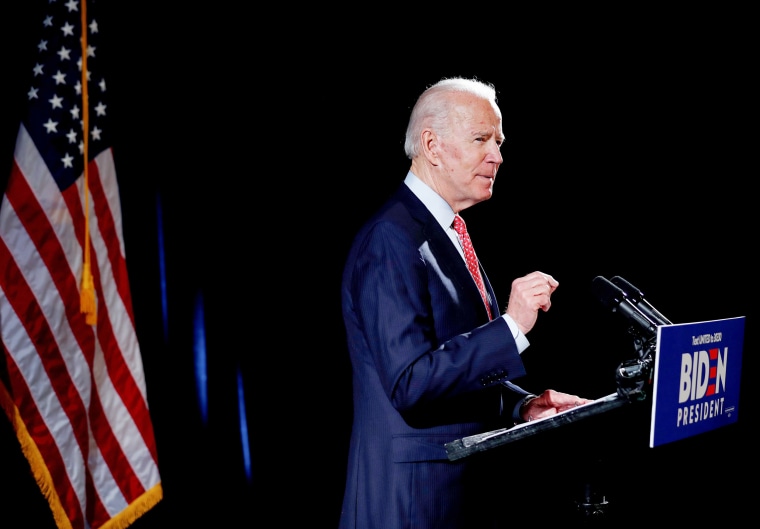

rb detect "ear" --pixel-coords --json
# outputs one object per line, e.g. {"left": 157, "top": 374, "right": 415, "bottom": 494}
{"left": 420, "top": 128, "right": 439, "bottom": 165}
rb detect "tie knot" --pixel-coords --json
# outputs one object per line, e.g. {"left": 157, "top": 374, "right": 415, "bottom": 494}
{"left": 452, "top": 214, "right": 466, "bottom": 235}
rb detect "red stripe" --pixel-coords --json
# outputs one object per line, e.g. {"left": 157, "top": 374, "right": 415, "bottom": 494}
{"left": 90, "top": 492, "right": 111, "bottom": 529}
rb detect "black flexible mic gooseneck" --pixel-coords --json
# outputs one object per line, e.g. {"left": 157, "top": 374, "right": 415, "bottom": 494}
{"left": 591, "top": 276, "right": 658, "bottom": 339}
{"left": 592, "top": 275, "right": 662, "bottom": 400}
{"left": 610, "top": 275, "right": 673, "bottom": 326}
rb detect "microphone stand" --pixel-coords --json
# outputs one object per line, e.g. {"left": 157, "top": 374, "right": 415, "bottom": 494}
{"left": 616, "top": 329, "right": 656, "bottom": 402}
{"left": 573, "top": 326, "right": 656, "bottom": 524}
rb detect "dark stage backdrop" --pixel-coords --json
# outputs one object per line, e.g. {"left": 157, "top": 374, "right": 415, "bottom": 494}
{"left": 1, "top": 3, "right": 756, "bottom": 526}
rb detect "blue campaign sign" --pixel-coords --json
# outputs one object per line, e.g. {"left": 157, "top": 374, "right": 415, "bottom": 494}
{"left": 649, "top": 316, "right": 745, "bottom": 448}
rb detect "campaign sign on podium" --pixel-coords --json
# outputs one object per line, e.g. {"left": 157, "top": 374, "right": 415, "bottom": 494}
{"left": 649, "top": 316, "right": 745, "bottom": 448}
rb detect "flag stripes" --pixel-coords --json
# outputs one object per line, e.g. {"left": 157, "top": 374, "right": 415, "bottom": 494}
{"left": 1, "top": 128, "right": 161, "bottom": 528}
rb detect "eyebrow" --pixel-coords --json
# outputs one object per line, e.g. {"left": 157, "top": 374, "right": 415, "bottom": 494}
{"left": 470, "top": 128, "right": 504, "bottom": 142}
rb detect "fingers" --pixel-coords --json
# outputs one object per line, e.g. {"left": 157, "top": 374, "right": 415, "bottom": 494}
{"left": 516, "top": 272, "right": 558, "bottom": 296}
{"left": 523, "top": 390, "right": 595, "bottom": 422}
{"left": 539, "top": 271, "right": 559, "bottom": 293}
{"left": 505, "top": 272, "right": 560, "bottom": 332}
{"left": 539, "top": 389, "right": 594, "bottom": 411}
{"left": 522, "top": 271, "right": 558, "bottom": 288}
{"left": 511, "top": 272, "right": 557, "bottom": 312}
{"left": 534, "top": 272, "right": 556, "bottom": 311}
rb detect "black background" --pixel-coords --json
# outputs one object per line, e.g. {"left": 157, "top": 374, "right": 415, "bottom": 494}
{"left": 1, "top": 2, "right": 756, "bottom": 526}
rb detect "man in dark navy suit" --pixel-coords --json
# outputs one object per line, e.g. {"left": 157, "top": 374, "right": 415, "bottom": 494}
{"left": 338, "top": 77, "right": 592, "bottom": 529}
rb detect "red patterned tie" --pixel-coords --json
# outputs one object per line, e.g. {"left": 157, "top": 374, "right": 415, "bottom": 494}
{"left": 453, "top": 214, "right": 493, "bottom": 319}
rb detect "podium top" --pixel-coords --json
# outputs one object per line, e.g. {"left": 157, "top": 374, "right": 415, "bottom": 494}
{"left": 444, "top": 392, "right": 626, "bottom": 461}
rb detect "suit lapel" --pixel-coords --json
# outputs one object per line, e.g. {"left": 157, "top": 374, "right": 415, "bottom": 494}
{"left": 399, "top": 185, "right": 497, "bottom": 320}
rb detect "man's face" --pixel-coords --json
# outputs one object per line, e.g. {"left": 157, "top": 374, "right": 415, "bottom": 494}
{"left": 435, "top": 95, "right": 504, "bottom": 211}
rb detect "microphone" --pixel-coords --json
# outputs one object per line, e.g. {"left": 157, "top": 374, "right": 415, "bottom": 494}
{"left": 610, "top": 276, "right": 672, "bottom": 326}
{"left": 592, "top": 276, "right": 658, "bottom": 338}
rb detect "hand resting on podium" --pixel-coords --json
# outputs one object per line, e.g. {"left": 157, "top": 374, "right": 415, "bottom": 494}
{"left": 520, "top": 389, "right": 595, "bottom": 423}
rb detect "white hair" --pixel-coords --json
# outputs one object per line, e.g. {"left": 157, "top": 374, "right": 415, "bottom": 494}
{"left": 403, "top": 77, "right": 499, "bottom": 160}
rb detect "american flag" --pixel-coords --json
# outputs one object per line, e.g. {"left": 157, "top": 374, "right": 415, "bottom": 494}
{"left": 0, "top": 1, "right": 162, "bottom": 528}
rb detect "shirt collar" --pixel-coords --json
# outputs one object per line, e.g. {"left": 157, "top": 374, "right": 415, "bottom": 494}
{"left": 404, "top": 171, "right": 456, "bottom": 232}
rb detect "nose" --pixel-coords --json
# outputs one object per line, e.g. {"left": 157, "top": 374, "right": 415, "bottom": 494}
{"left": 488, "top": 140, "right": 503, "bottom": 163}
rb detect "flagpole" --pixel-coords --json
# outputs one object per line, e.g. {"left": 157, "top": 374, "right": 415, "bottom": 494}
{"left": 78, "top": 0, "right": 96, "bottom": 325}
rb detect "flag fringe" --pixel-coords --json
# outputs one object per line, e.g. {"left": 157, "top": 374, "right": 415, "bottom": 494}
{"left": 2, "top": 383, "right": 163, "bottom": 529}
{"left": 0, "top": 384, "right": 73, "bottom": 529}
{"left": 99, "top": 483, "right": 163, "bottom": 529}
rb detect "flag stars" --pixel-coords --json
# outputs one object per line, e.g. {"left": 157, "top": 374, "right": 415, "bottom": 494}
{"left": 49, "top": 94, "right": 64, "bottom": 109}
{"left": 24, "top": 2, "right": 111, "bottom": 181}
{"left": 43, "top": 119, "right": 58, "bottom": 133}
{"left": 57, "top": 47, "right": 72, "bottom": 61}
{"left": 61, "top": 152, "right": 75, "bottom": 168}
{"left": 61, "top": 22, "right": 75, "bottom": 37}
